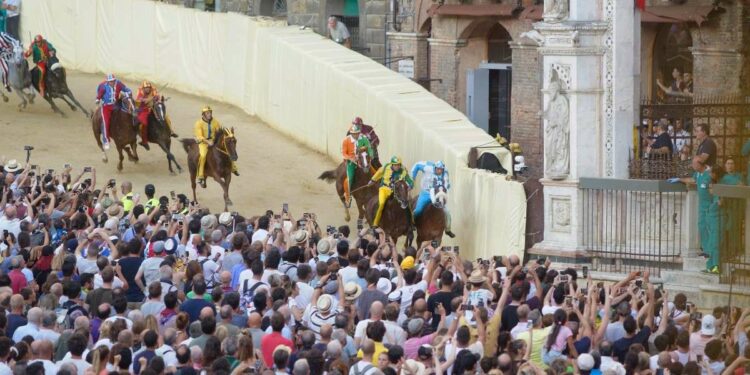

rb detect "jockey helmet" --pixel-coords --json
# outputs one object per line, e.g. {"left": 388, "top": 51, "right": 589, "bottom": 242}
{"left": 434, "top": 161, "right": 446, "bottom": 171}
{"left": 141, "top": 81, "right": 153, "bottom": 89}
{"left": 350, "top": 125, "right": 361, "bottom": 133}
{"left": 202, "top": 106, "right": 212, "bottom": 114}
{"left": 34, "top": 35, "right": 43, "bottom": 43}
{"left": 106, "top": 74, "right": 116, "bottom": 82}
{"left": 352, "top": 117, "right": 363, "bottom": 125}
{"left": 390, "top": 156, "right": 402, "bottom": 165}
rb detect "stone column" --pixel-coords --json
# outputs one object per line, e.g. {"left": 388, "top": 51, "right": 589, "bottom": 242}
{"left": 427, "top": 38, "right": 466, "bottom": 108}
{"left": 530, "top": 0, "right": 637, "bottom": 257}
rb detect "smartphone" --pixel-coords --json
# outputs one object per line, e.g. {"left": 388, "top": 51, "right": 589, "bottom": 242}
{"left": 31, "top": 164, "right": 38, "bottom": 170}
{"left": 83, "top": 167, "right": 92, "bottom": 172}
{"left": 453, "top": 246, "right": 460, "bottom": 254}
{"left": 655, "top": 369, "right": 664, "bottom": 375}
{"left": 559, "top": 275, "right": 570, "bottom": 283}
{"left": 431, "top": 240, "right": 439, "bottom": 248}
{"left": 565, "top": 296, "right": 573, "bottom": 307}
{"left": 47, "top": 169, "right": 54, "bottom": 175}
{"left": 108, "top": 178, "right": 116, "bottom": 187}
{"left": 460, "top": 304, "right": 471, "bottom": 310}
{"left": 282, "top": 203, "right": 288, "bottom": 213}
{"left": 329, "top": 273, "right": 338, "bottom": 281}
{"left": 274, "top": 214, "right": 281, "bottom": 220}
{"left": 357, "top": 219, "right": 363, "bottom": 231}
{"left": 494, "top": 256, "right": 503, "bottom": 265}
{"left": 582, "top": 266, "right": 589, "bottom": 278}
{"left": 170, "top": 191, "right": 176, "bottom": 200}
{"left": 2, "top": 230, "right": 7, "bottom": 238}
{"left": 635, "top": 280, "right": 643, "bottom": 289}
{"left": 64, "top": 163, "right": 71, "bottom": 169}
{"left": 697, "top": 354, "right": 703, "bottom": 363}
{"left": 526, "top": 319, "right": 533, "bottom": 328}
{"left": 536, "top": 257, "right": 546, "bottom": 265}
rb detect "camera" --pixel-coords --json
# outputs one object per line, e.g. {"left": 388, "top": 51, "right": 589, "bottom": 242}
{"left": 108, "top": 179, "right": 116, "bottom": 188}
{"left": 326, "top": 225, "right": 337, "bottom": 235}
{"left": 24, "top": 146, "right": 33, "bottom": 151}
{"left": 513, "top": 155, "right": 528, "bottom": 173}
{"left": 83, "top": 167, "right": 92, "bottom": 172}
{"left": 329, "top": 273, "right": 337, "bottom": 281}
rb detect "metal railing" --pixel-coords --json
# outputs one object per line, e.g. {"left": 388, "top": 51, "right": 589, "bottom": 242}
{"left": 634, "top": 96, "right": 750, "bottom": 179}
{"left": 580, "top": 178, "right": 687, "bottom": 276}
{"left": 712, "top": 184, "right": 750, "bottom": 286}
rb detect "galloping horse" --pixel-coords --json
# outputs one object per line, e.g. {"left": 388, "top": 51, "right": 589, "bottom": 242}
{"left": 31, "top": 57, "right": 88, "bottom": 117}
{"left": 181, "top": 128, "right": 238, "bottom": 211}
{"left": 3, "top": 44, "right": 35, "bottom": 108}
{"left": 145, "top": 98, "right": 183, "bottom": 174}
{"left": 318, "top": 152, "right": 378, "bottom": 222}
{"left": 91, "top": 94, "right": 140, "bottom": 171}
{"left": 414, "top": 187, "right": 448, "bottom": 245}
{"left": 365, "top": 179, "right": 413, "bottom": 245}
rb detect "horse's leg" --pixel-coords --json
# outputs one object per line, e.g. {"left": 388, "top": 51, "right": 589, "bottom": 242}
{"left": 124, "top": 146, "right": 138, "bottom": 163}
{"left": 157, "top": 142, "right": 176, "bottom": 175}
{"left": 223, "top": 174, "right": 232, "bottom": 207}
{"left": 44, "top": 95, "right": 65, "bottom": 117}
{"left": 12, "top": 89, "right": 26, "bottom": 109}
{"left": 59, "top": 94, "right": 76, "bottom": 111}
{"left": 0, "top": 89, "right": 7, "bottom": 103}
{"left": 66, "top": 91, "right": 89, "bottom": 117}
{"left": 117, "top": 145, "right": 125, "bottom": 171}
{"left": 131, "top": 142, "right": 140, "bottom": 162}
{"left": 335, "top": 177, "right": 351, "bottom": 222}
{"left": 189, "top": 160, "right": 198, "bottom": 204}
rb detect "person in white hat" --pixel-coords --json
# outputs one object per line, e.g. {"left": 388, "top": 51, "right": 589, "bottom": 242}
{"left": 307, "top": 272, "right": 344, "bottom": 340}
{"left": 689, "top": 314, "right": 717, "bottom": 359}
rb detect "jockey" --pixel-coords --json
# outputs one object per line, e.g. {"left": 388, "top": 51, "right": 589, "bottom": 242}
{"left": 369, "top": 156, "right": 414, "bottom": 228}
{"left": 135, "top": 80, "right": 178, "bottom": 149}
{"left": 341, "top": 123, "right": 373, "bottom": 206}
{"left": 96, "top": 74, "right": 132, "bottom": 151}
{"left": 194, "top": 106, "right": 238, "bottom": 187}
{"left": 352, "top": 117, "right": 381, "bottom": 167}
{"left": 23, "top": 34, "right": 55, "bottom": 96}
{"left": 411, "top": 160, "right": 455, "bottom": 238}
{"left": 0, "top": 32, "right": 20, "bottom": 92}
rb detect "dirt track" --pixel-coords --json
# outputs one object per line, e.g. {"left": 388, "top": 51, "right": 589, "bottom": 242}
{"left": 0, "top": 71, "right": 347, "bottom": 226}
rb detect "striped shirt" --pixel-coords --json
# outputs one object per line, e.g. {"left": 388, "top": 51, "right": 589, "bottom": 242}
{"left": 306, "top": 307, "right": 339, "bottom": 339}
{"left": 0, "top": 32, "right": 19, "bottom": 58}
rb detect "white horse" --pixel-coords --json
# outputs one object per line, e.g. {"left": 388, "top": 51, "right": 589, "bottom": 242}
{"left": 7, "top": 44, "right": 36, "bottom": 110}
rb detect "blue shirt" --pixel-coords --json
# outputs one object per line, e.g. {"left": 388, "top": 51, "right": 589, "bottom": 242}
{"left": 179, "top": 298, "right": 215, "bottom": 323}
{"left": 231, "top": 263, "right": 246, "bottom": 290}
{"left": 133, "top": 349, "right": 156, "bottom": 375}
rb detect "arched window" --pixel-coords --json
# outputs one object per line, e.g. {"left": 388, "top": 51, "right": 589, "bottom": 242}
{"left": 652, "top": 23, "right": 693, "bottom": 102}
{"left": 487, "top": 23, "right": 512, "bottom": 64}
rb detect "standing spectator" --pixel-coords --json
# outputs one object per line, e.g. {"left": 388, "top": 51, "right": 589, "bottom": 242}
{"left": 672, "top": 119, "right": 690, "bottom": 157}
{"left": 8, "top": 256, "right": 26, "bottom": 293}
{"left": 350, "top": 339, "right": 379, "bottom": 375}
{"left": 180, "top": 277, "right": 215, "bottom": 323}
{"left": 646, "top": 120, "right": 674, "bottom": 158}
{"left": 135, "top": 240, "right": 166, "bottom": 293}
{"left": 222, "top": 232, "right": 245, "bottom": 272}
{"left": 120, "top": 238, "right": 145, "bottom": 304}
{"left": 58, "top": 333, "right": 90, "bottom": 375}
{"left": 141, "top": 282, "right": 166, "bottom": 316}
{"left": 427, "top": 270, "right": 457, "bottom": 331}
{"left": 6, "top": 294, "right": 26, "bottom": 340}
{"left": 694, "top": 123, "right": 717, "bottom": 167}
{"left": 261, "top": 312, "right": 294, "bottom": 367}
{"left": 1, "top": 0, "right": 19, "bottom": 39}
{"left": 357, "top": 269, "right": 388, "bottom": 321}
{"left": 327, "top": 16, "right": 351, "bottom": 48}
{"left": 133, "top": 330, "right": 159, "bottom": 375}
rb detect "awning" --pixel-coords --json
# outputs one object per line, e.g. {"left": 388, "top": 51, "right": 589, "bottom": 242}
{"left": 426, "top": 3, "right": 517, "bottom": 17}
{"left": 519, "top": 5, "right": 542, "bottom": 21}
{"left": 641, "top": 5, "right": 718, "bottom": 26}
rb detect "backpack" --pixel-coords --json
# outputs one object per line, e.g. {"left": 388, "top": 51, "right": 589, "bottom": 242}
{"left": 199, "top": 258, "right": 217, "bottom": 289}
{"left": 63, "top": 302, "right": 88, "bottom": 330}
{"left": 239, "top": 279, "right": 264, "bottom": 312}
{"left": 279, "top": 262, "right": 298, "bottom": 280}
{"left": 352, "top": 363, "right": 374, "bottom": 375}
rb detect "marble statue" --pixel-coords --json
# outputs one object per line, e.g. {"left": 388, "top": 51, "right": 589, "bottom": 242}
{"left": 542, "top": 70, "right": 570, "bottom": 179}
{"left": 543, "top": 0, "right": 569, "bottom": 23}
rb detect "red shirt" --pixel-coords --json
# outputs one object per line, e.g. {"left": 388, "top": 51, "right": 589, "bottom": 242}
{"left": 8, "top": 269, "right": 27, "bottom": 294}
{"left": 260, "top": 332, "right": 293, "bottom": 367}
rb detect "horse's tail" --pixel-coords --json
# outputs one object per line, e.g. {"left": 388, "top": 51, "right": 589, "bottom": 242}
{"left": 318, "top": 170, "right": 337, "bottom": 183}
{"left": 181, "top": 138, "right": 196, "bottom": 154}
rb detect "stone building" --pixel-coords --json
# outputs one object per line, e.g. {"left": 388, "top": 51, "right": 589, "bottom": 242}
{"left": 385, "top": 0, "right": 749, "bottom": 251}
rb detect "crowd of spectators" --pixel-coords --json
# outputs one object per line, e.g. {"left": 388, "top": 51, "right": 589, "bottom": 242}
{"left": 0, "top": 160, "right": 749, "bottom": 375}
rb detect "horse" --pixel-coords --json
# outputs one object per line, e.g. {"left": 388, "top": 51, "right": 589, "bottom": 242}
{"left": 365, "top": 179, "right": 414, "bottom": 245}
{"left": 318, "top": 152, "right": 378, "bottom": 222}
{"left": 4, "top": 44, "right": 35, "bottom": 109}
{"left": 30, "top": 57, "right": 89, "bottom": 117}
{"left": 181, "top": 128, "right": 238, "bottom": 211}
{"left": 413, "top": 187, "right": 448, "bottom": 246}
{"left": 91, "top": 94, "right": 140, "bottom": 171}
{"left": 144, "top": 98, "right": 183, "bottom": 174}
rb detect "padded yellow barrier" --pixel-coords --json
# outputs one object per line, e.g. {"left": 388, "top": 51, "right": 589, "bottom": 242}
{"left": 21, "top": 0, "right": 526, "bottom": 259}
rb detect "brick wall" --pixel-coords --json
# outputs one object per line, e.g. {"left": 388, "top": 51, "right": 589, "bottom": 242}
{"left": 691, "top": 1, "right": 745, "bottom": 96}
{"left": 428, "top": 39, "right": 463, "bottom": 107}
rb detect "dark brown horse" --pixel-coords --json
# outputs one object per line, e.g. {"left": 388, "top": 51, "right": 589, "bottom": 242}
{"left": 318, "top": 154, "right": 378, "bottom": 222}
{"left": 181, "top": 128, "right": 238, "bottom": 211}
{"left": 414, "top": 188, "right": 448, "bottom": 245}
{"left": 91, "top": 95, "right": 140, "bottom": 171}
{"left": 145, "top": 99, "right": 183, "bottom": 174}
{"left": 31, "top": 58, "right": 89, "bottom": 117}
{"left": 365, "top": 179, "right": 414, "bottom": 245}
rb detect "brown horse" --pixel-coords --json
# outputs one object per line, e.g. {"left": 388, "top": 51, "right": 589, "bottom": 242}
{"left": 318, "top": 154, "right": 378, "bottom": 222}
{"left": 181, "top": 128, "right": 238, "bottom": 211}
{"left": 365, "top": 179, "right": 414, "bottom": 245}
{"left": 414, "top": 188, "right": 448, "bottom": 246}
{"left": 91, "top": 95, "right": 140, "bottom": 171}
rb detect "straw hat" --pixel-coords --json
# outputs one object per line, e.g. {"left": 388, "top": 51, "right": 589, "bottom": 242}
{"left": 4, "top": 160, "right": 21, "bottom": 173}
{"left": 344, "top": 282, "right": 362, "bottom": 301}
{"left": 468, "top": 269, "right": 487, "bottom": 284}
{"left": 317, "top": 294, "right": 333, "bottom": 313}
{"left": 293, "top": 230, "right": 309, "bottom": 244}
{"left": 107, "top": 205, "right": 124, "bottom": 219}
{"left": 218, "top": 212, "right": 233, "bottom": 226}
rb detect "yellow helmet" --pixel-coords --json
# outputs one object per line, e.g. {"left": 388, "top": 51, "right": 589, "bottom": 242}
{"left": 141, "top": 81, "right": 153, "bottom": 89}
{"left": 390, "top": 156, "right": 402, "bottom": 165}
{"left": 202, "top": 106, "right": 212, "bottom": 114}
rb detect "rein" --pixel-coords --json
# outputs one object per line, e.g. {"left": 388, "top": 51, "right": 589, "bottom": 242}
{"left": 214, "top": 133, "right": 234, "bottom": 158}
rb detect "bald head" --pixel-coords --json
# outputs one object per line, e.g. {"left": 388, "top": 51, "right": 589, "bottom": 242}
{"left": 3, "top": 206, "right": 16, "bottom": 220}
{"left": 220, "top": 305, "right": 233, "bottom": 320}
{"left": 369, "top": 301, "right": 384, "bottom": 319}
{"left": 118, "top": 330, "right": 133, "bottom": 347}
{"left": 31, "top": 340, "right": 54, "bottom": 360}
{"left": 361, "top": 339, "right": 375, "bottom": 357}
{"left": 220, "top": 271, "right": 231, "bottom": 285}
{"left": 50, "top": 283, "right": 63, "bottom": 297}
{"left": 27, "top": 307, "right": 43, "bottom": 325}
{"left": 320, "top": 324, "right": 333, "bottom": 341}
{"left": 200, "top": 306, "right": 214, "bottom": 320}
{"left": 413, "top": 299, "right": 427, "bottom": 315}
{"left": 74, "top": 315, "right": 89, "bottom": 330}
{"left": 122, "top": 181, "right": 132, "bottom": 193}
{"left": 248, "top": 312, "right": 262, "bottom": 328}
{"left": 508, "top": 255, "right": 520, "bottom": 267}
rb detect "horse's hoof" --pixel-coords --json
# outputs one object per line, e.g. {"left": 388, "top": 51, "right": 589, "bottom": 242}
{"left": 170, "top": 171, "right": 176, "bottom": 176}
{"left": 226, "top": 200, "right": 233, "bottom": 206}
{"left": 344, "top": 213, "right": 351, "bottom": 222}
{"left": 2, "top": 97, "right": 7, "bottom": 103}
{"left": 102, "top": 157, "right": 108, "bottom": 163}
{"left": 70, "top": 106, "right": 77, "bottom": 112}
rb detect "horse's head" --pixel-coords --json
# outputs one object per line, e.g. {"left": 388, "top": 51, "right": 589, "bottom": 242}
{"left": 121, "top": 92, "right": 135, "bottom": 111}
{"left": 221, "top": 127, "right": 238, "bottom": 162}
{"left": 393, "top": 180, "right": 410, "bottom": 210}
{"left": 153, "top": 99, "right": 167, "bottom": 125}
{"left": 433, "top": 188, "right": 448, "bottom": 209}
{"left": 10, "top": 44, "right": 24, "bottom": 65}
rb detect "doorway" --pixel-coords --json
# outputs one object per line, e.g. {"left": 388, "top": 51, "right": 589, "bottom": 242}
{"left": 467, "top": 64, "right": 512, "bottom": 139}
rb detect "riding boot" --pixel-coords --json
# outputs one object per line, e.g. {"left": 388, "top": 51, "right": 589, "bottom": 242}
{"left": 139, "top": 124, "right": 150, "bottom": 150}
{"left": 198, "top": 178, "right": 207, "bottom": 188}
{"left": 343, "top": 177, "right": 352, "bottom": 208}
{"left": 231, "top": 162, "right": 239, "bottom": 176}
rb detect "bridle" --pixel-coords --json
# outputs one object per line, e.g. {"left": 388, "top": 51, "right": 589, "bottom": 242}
{"left": 214, "top": 128, "right": 235, "bottom": 158}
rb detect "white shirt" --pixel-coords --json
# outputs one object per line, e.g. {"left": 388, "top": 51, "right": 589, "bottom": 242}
{"left": 139, "top": 256, "right": 166, "bottom": 288}
{"left": 510, "top": 322, "right": 530, "bottom": 339}
{"left": 295, "top": 281, "right": 314, "bottom": 308}
{"left": 0, "top": 362, "right": 11, "bottom": 375}
{"left": 251, "top": 229, "right": 269, "bottom": 244}
{"left": 0, "top": 215, "right": 22, "bottom": 239}
{"left": 156, "top": 344, "right": 178, "bottom": 367}
{"left": 105, "top": 315, "right": 133, "bottom": 329}
{"left": 4, "top": 0, "right": 20, "bottom": 18}
{"left": 349, "top": 361, "right": 378, "bottom": 375}
{"left": 399, "top": 281, "right": 428, "bottom": 315}
{"left": 328, "top": 21, "right": 351, "bottom": 44}
{"left": 210, "top": 245, "right": 225, "bottom": 263}
{"left": 60, "top": 358, "right": 90, "bottom": 375}
{"left": 37, "top": 327, "right": 61, "bottom": 345}
{"left": 197, "top": 256, "right": 220, "bottom": 290}
{"left": 339, "top": 266, "right": 360, "bottom": 285}
{"left": 12, "top": 322, "right": 40, "bottom": 342}
{"left": 261, "top": 269, "right": 282, "bottom": 284}
{"left": 94, "top": 274, "right": 124, "bottom": 289}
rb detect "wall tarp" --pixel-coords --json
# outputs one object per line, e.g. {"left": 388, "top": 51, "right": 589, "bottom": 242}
{"left": 21, "top": 0, "right": 526, "bottom": 259}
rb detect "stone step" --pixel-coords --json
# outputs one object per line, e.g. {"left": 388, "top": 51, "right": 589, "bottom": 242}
{"left": 682, "top": 257, "right": 708, "bottom": 272}
{"left": 661, "top": 269, "right": 719, "bottom": 285}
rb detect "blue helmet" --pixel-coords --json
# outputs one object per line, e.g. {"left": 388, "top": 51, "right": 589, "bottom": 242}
{"left": 434, "top": 161, "right": 446, "bottom": 171}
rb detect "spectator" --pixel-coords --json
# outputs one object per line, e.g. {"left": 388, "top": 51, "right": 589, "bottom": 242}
{"left": 694, "top": 123, "right": 716, "bottom": 167}
{"left": 327, "top": 16, "right": 352, "bottom": 48}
